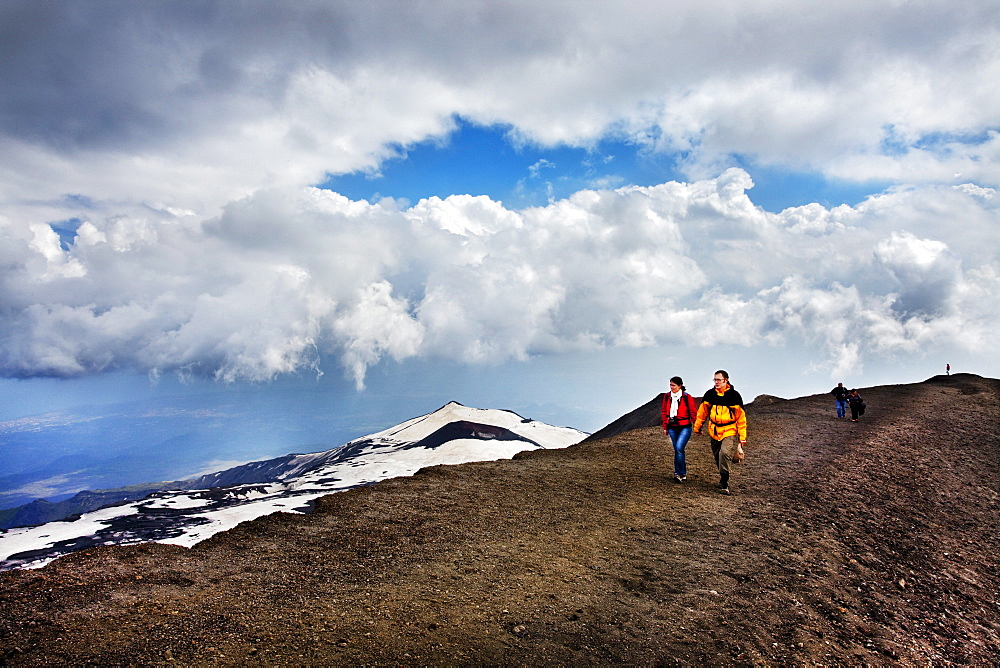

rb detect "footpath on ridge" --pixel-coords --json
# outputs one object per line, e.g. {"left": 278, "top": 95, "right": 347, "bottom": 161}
{"left": 0, "top": 374, "right": 998, "bottom": 665}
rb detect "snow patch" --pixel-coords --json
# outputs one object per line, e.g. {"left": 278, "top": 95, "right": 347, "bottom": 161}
{"left": 0, "top": 403, "right": 587, "bottom": 570}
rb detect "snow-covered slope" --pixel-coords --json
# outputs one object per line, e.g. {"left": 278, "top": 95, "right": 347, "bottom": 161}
{"left": 0, "top": 402, "right": 586, "bottom": 570}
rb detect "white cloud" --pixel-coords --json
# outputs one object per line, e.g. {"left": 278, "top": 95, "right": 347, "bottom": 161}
{"left": 1, "top": 2, "right": 998, "bottom": 226}
{"left": 873, "top": 231, "right": 960, "bottom": 316}
{"left": 0, "top": 474, "right": 87, "bottom": 501}
{"left": 332, "top": 281, "right": 424, "bottom": 389}
{"left": 2, "top": 170, "right": 996, "bottom": 385}
{"left": 0, "top": 2, "right": 998, "bottom": 386}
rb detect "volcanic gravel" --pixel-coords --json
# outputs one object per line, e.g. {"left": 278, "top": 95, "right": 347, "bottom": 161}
{"left": 0, "top": 373, "right": 997, "bottom": 666}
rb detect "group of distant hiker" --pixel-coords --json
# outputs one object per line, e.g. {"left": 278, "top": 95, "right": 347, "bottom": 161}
{"left": 661, "top": 370, "right": 746, "bottom": 496}
{"left": 830, "top": 382, "right": 866, "bottom": 422}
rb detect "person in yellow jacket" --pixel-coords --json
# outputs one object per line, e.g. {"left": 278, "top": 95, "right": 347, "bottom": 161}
{"left": 693, "top": 369, "right": 748, "bottom": 495}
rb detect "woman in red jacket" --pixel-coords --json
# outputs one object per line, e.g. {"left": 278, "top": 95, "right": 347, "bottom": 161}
{"left": 662, "top": 376, "right": 698, "bottom": 483}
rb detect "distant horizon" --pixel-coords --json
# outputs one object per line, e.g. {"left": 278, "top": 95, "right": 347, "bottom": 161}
{"left": 1, "top": 361, "right": 985, "bottom": 512}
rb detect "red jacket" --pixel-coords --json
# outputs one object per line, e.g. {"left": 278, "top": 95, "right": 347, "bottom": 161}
{"left": 661, "top": 392, "right": 697, "bottom": 430}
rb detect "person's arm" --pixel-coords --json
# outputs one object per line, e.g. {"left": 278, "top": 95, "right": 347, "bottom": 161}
{"left": 693, "top": 400, "right": 709, "bottom": 434}
{"left": 737, "top": 405, "right": 748, "bottom": 443}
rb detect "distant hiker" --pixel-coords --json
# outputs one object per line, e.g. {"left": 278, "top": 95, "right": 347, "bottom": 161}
{"left": 662, "top": 376, "right": 698, "bottom": 483}
{"left": 848, "top": 389, "right": 866, "bottom": 422}
{"left": 946, "top": 363, "right": 951, "bottom": 375}
{"left": 830, "top": 382, "right": 849, "bottom": 419}
{"left": 694, "top": 370, "right": 747, "bottom": 496}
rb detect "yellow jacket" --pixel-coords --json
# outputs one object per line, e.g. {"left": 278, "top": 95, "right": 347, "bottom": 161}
{"left": 694, "top": 388, "right": 748, "bottom": 442}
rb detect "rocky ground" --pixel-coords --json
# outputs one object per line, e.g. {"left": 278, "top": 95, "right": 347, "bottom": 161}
{"left": 0, "top": 373, "right": 997, "bottom": 666}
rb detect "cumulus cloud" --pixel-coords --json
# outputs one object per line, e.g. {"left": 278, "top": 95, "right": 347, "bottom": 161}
{"left": 2, "top": 171, "right": 997, "bottom": 385}
{"left": 1, "top": 2, "right": 998, "bottom": 385}
{"left": 873, "top": 231, "right": 961, "bottom": 316}
{"left": 332, "top": 281, "right": 424, "bottom": 389}
{"left": 2, "top": 2, "right": 999, "bottom": 227}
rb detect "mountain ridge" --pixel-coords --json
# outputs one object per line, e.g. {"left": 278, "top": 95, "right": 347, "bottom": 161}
{"left": 0, "top": 374, "right": 997, "bottom": 665}
{"left": 581, "top": 390, "right": 787, "bottom": 443}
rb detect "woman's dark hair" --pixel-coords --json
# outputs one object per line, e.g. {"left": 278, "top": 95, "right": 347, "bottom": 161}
{"left": 670, "top": 376, "right": 685, "bottom": 391}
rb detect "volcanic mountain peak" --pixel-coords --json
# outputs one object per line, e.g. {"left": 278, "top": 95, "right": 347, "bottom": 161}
{"left": 0, "top": 402, "right": 586, "bottom": 570}
{"left": 361, "top": 401, "right": 577, "bottom": 446}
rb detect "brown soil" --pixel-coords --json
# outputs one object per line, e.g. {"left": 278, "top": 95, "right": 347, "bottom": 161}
{"left": 1, "top": 373, "right": 998, "bottom": 666}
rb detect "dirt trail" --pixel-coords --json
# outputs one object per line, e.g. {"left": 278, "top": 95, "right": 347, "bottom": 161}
{"left": 1, "top": 373, "right": 998, "bottom": 665}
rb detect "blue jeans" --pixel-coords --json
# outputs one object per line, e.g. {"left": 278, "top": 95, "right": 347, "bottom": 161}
{"left": 836, "top": 399, "right": 848, "bottom": 418}
{"left": 667, "top": 426, "right": 692, "bottom": 478}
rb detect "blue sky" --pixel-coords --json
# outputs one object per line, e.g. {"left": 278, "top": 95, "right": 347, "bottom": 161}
{"left": 1, "top": 2, "right": 999, "bottom": 500}
{"left": 322, "top": 118, "right": 688, "bottom": 209}
{"left": 322, "top": 118, "right": 890, "bottom": 213}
